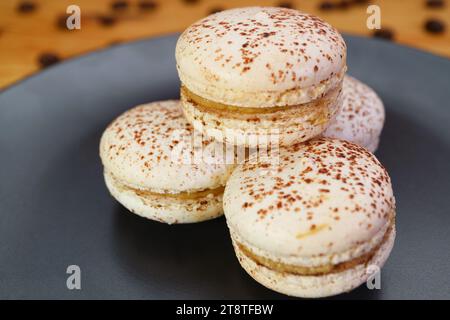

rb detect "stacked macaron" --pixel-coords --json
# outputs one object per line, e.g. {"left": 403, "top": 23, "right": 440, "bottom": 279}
{"left": 224, "top": 138, "right": 395, "bottom": 297}
{"left": 100, "top": 100, "right": 235, "bottom": 224}
{"left": 323, "top": 75, "right": 385, "bottom": 152}
{"left": 176, "top": 6, "right": 347, "bottom": 147}
{"left": 99, "top": 6, "right": 395, "bottom": 298}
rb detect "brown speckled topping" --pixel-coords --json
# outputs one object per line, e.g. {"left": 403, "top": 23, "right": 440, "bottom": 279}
{"left": 224, "top": 138, "right": 395, "bottom": 260}
{"left": 324, "top": 75, "right": 385, "bottom": 152}
{"left": 99, "top": 100, "right": 232, "bottom": 193}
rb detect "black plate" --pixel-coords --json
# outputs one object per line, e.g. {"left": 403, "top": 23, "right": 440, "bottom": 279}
{"left": 1, "top": 34, "right": 450, "bottom": 299}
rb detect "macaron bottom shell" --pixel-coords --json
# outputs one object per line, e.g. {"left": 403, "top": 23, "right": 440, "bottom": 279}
{"left": 231, "top": 225, "right": 395, "bottom": 298}
{"left": 180, "top": 85, "right": 343, "bottom": 148}
{"left": 104, "top": 172, "right": 224, "bottom": 224}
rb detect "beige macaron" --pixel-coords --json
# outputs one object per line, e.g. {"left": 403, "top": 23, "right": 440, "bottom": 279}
{"left": 224, "top": 138, "right": 396, "bottom": 298}
{"left": 324, "top": 76, "right": 385, "bottom": 152}
{"left": 99, "top": 100, "right": 235, "bottom": 224}
{"left": 176, "top": 7, "right": 347, "bottom": 147}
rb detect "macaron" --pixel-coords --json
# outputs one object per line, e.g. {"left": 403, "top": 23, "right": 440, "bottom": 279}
{"left": 99, "top": 100, "right": 235, "bottom": 224}
{"left": 324, "top": 76, "right": 385, "bottom": 152}
{"left": 224, "top": 138, "right": 396, "bottom": 298}
{"left": 176, "top": 7, "right": 347, "bottom": 147}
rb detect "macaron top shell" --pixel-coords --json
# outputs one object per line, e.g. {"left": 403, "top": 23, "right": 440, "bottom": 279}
{"left": 324, "top": 76, "right": 385, "bottom": 152}
{"left": 100, "top": 100, "right": 232, "bottom": 193}
{"left": 176, "top": 7, "right": 347, "bottom": 107}
{"left": 224, "top": 138, "right": 395, "bottom": 265}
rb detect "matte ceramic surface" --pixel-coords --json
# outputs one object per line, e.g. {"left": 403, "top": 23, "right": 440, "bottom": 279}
{"left": 0, "top": 34, "right": 449, "bottom": 299}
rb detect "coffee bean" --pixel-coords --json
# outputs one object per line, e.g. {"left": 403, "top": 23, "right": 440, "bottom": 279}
{"left": 138, "top": 0, "right": 157, "bottom": 11}
{"left": 97, "top": 15, "right": 117, "bottom": 26}
{"left": 425, "top": 0, "right": 445, "bottom": 8}
{"left": 17, "top": 1, "right": 37, "bottom": 13}
{"left": 208, "top": 7, "right": 224, "bottom": 14}
{"left": 56, "top": 15, "right": 69, "bottom": 30}
{"left": 352, "top": 0, "right": 369, "bottom": 4}
{"left": 38, "top": 53, "right": 61, "bottom": 68}
{"left": 424, "top": 19, "right": 446, "bottom": 33}
{"left": 277, "top": 2, "right": 294, "bottom": 9}
{"left": 373, "top": 28, "right": 395, "bottom": 41}
{"left": 183, "top": 0, "right": 199, "bottom": 4}
{"left": 319, "top": 1, "right": 336, "bottom": 10}
{"left": 336, "top": 0, "right": 351, "bottom": 9}
{"left": 111, "top": 0, "right": 129, "bottom": 11}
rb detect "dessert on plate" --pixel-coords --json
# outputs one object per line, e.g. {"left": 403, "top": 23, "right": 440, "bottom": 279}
{"left": 100, "top": 100, "right": 234, "bottom": 224}
{"left": 224, "top": 138, "right": 396, "bottom": 297}
{"left": 324, "top": 75, "right": 385, "bottom": 152}
{"left": 176, "top": 7, "right": 347, "bottom": 147}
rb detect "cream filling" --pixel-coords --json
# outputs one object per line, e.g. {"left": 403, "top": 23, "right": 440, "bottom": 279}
{"left": 229, "top": 210, "right": 395, "bottom": 269}
{"left": 236, "top": 219, "right": 394, "bottom": 276}
{"left": 109, "top": 173, "right": 225, "bottom": 201}
{"left": 177, "top": 66, "right": 347, "bottom": 108}
{"left": 181, "top": 84, "right": 339, "bottom": 116}
{"left": 181, "top": 84, "right": 343, "bottom": 130}
{"left": 133, "top": 185, "right": 225, "bottom": 200}
{"left": 181, "top": 85, "right": 326, "bottom": 115}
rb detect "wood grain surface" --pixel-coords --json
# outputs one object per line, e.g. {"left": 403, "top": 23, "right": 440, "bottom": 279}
{"left": 0, "top": 0, "right": 449, "bottom": 89}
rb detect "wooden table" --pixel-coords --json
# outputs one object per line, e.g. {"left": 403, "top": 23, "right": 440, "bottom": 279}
{"left": 1, "top": 0, "right": 449, "bottom": 89}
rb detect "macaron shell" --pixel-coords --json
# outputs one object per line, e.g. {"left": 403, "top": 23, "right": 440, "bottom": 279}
{"left": 180, "top": 85, "right": 343, "bottom": 147}
{"left": 324, "top": 76, "right": 385, "bottom": 153}
{"left": 99, "top": 100, "right": 233, "bottom": 193}
{"left": 176, "top": 7, "right": 347, "bottom": 107}
{"left": 223, "top": 138, "right": 395, "bottom": 266}
{"left": 232, "top": 225, "right": 395, "bottom": 298}
{"left": 104, "top": 171, "right": 223, "bottom": 224}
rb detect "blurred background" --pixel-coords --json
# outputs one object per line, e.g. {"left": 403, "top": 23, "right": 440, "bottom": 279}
{"left": 0, "top": 0, "right": 449, "bottom": 89}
